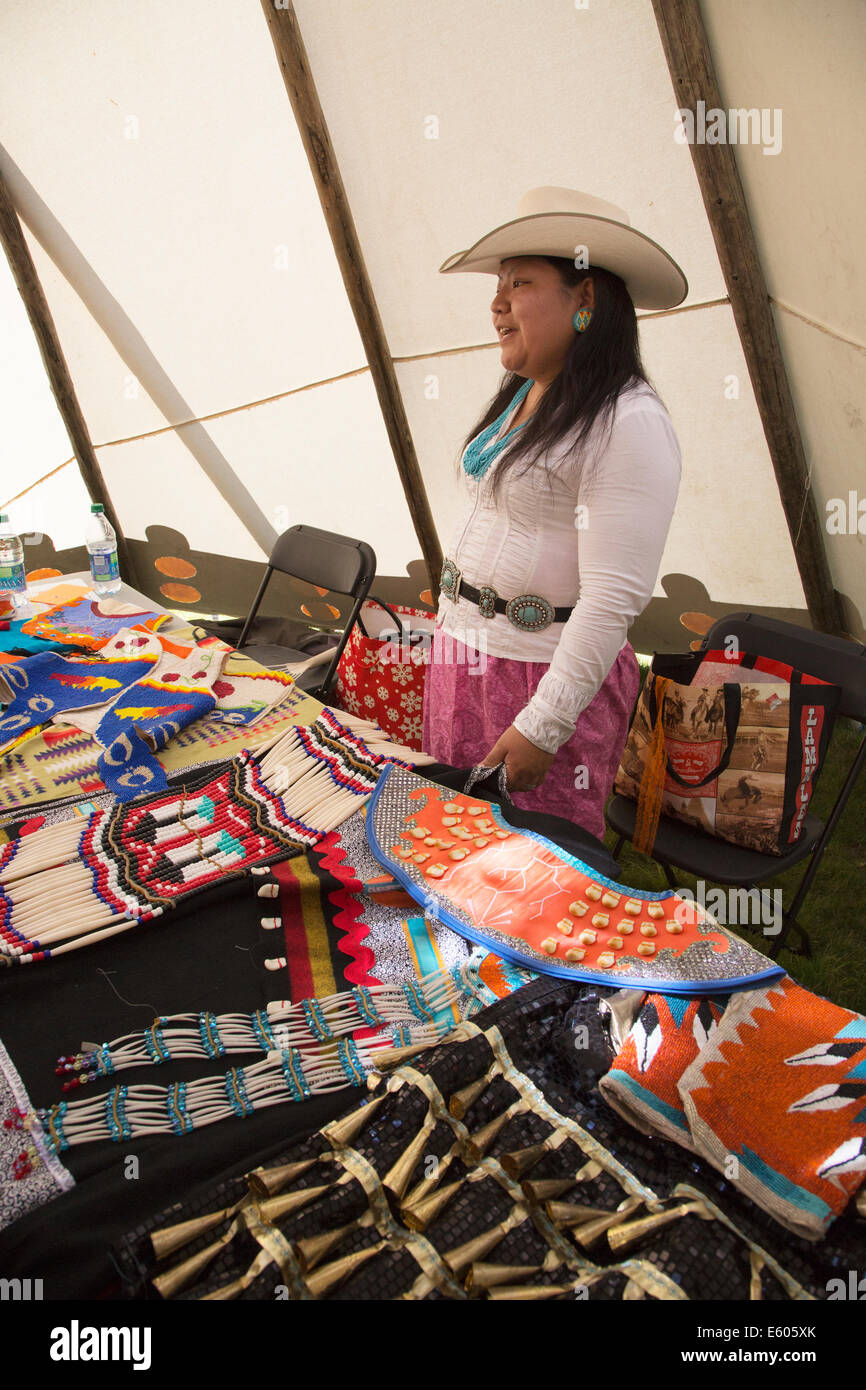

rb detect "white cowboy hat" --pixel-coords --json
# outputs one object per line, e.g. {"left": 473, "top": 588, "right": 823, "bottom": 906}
{"left": 439, "top": 186, "right": 687, "bottom": 311}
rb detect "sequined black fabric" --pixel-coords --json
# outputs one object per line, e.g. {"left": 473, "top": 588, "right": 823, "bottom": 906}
{"left": 114, "top": 978, "right": 866, "bottom": 1301}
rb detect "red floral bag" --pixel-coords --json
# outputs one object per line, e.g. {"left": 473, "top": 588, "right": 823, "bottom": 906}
{"left": 332, "top": 600, "right": 435, "bottom": 750}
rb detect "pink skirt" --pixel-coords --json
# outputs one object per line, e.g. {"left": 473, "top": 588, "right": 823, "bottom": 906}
{"left": 421, "top": 627, "right": 640, "bottom": 841}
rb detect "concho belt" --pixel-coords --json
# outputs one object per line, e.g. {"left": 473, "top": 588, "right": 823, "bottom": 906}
{"left": 440, "top": 558, "right": 572, "bottom": 633}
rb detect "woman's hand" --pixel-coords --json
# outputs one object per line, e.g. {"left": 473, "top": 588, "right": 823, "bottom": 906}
{"left": 482, "top": 725, "right": 555, "bottom": 794}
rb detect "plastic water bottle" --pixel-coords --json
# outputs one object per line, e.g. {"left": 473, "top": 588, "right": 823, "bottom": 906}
{"left": 86, "top": 503, "right": 121, "bottom": 594}
{"left": 0, "top": 513, "right": 28, "bottom": 610}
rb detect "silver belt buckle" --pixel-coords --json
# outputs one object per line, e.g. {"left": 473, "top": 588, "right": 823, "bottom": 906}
{"left": 440, "top": 558, "right": 462, "bottom": 602}
{"left": 505, "top": 593, "right": 555, "bottom": 632}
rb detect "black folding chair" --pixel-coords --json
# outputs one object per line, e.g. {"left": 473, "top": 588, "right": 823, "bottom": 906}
{"left": 605, "top": 612, "right": 866, "bottom": 956}
{"left": 235, "top": 524, "right": 376, "bottom": 700}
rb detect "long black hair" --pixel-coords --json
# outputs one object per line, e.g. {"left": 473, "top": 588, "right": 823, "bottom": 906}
{"left": 462, "top": 258, "right": 652, "bottom": 494}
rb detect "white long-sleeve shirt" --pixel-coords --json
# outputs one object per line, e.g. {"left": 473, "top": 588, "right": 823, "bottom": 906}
{"left": 436, "top": 379, "right": 681, "bottom": 753}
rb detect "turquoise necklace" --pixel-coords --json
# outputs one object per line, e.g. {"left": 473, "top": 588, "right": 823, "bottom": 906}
{"left": 462, "top": 379, "right": 533, "bottom": 478}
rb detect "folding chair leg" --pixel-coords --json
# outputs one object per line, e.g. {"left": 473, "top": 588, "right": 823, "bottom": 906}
{"left": 768, "top": 909, "right": 812, "bottom": 960}
{"left": 611, "top": 835, "right": 625, "bottom": 861}
{"left": 660, "top": 860, "right": 678, "bottom": 890}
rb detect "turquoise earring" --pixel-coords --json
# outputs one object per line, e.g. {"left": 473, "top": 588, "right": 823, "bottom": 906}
{"left": 573, "top": 309, "right": 592, "bottom": 333}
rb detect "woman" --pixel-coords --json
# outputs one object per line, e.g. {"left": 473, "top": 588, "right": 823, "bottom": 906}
{"left": 422, "top": 187, "right": 687, "bottom": 841}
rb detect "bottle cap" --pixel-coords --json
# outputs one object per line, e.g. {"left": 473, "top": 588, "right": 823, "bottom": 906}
{"left": 90, "top": 504, "right": 104, "bottom": 514}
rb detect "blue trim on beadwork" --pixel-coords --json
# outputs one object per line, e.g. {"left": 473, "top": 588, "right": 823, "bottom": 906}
{"left": 401, "top": 980, "right": 434, "bottom": 1023}
{"left": 225, "top": 1067, "right": 254, "bottom": 1119}
{"left": 105, "top": 1086, "right": 131, "bottom": 1143}
{"left": 144, "top": 1019, "right": 170, "bottom": 1065}
{"left": 302, "top": 997, "right": 334, "bottom": 1042}
{"left": 167, "top": 1082, "right": 193, "bottom": 1135}
{"left": 336, "top": 1038, "right": 367, "bottom": 1086}
{"left": 353, "top": 986, "right": 383, "bottom": 1029}
{"left": 365, "top": 766, "right": 786, "bottom": 997}
{"left": 251, "top": 1010, "right": 276, "bottom": 1053}
{"left": 198, "top": 1011, "right": 225, "bottom": 1059}
{"left": 280, "top": 1049, "right": 311, "bottom": 1103}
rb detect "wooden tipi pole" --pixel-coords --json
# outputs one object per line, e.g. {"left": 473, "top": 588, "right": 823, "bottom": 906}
{"left": 652, "top": 0, "right": 843, "bottom": 635}
{"left": 260, "top": 0, "right": 443, "bottom": 599}
{"left": 0, "top": 165, "right": 140, "bottom": 589}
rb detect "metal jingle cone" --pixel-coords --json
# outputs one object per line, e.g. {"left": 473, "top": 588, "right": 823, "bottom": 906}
{"left": 443, "top": 1216, "right": 523, "bottom": 1275}
{"left": 448, "top": 1071, "right": 494, "bottom": 1120}
{"left": 200, "top": 1277, "right": 246, "bottom": 1301}
{"left": 464, "top": 1261, "right": 544, "bottom": 1291}
{"left": 370, "top": 1040, "right": 434, "bottom": 1070}
{"left": 304, "top": 1239, "right": 387, "bottom": 1297}
{"left": 546, "top": 1201, "right": 618, "bottom": 1227}
{"left": 150, "top": 1204, "right": 235, "bottom": 1261}
{"left": 324, "top": 1093, "right": 386, "bottom": 1149}
{"left": 382, "top": 1117, "right": 437, "bottom": 1201}
{"left": 486, "top": 1283, "right": 575, "bottom": 1301}
{"left": 606, "top": 1201, "right": 708, "bottom": 1253}
{"left": 500, "top": 1142, "right": 549, "bottom": 1180}
{"left": 466, "top": 1103, "right": 522, "bottom": 1160}
{"left": 247, "top": 1158, "right": 318, "bottom": 1199}
{"left": 152, "top": 1223, "right": 238, "bottom": 1298}
{"left": 569, "top": 1197, "right": 643, "bottom": 1249}
{"left": 520, "top": 1177, "right": 576, "bottom": 1204}
{"left": 295, "top": 1219, "right": 361, "bottom": 1272}
{"left": 402, "top": 1143, "right": 459, "bottom": 1208}
{"left": 257, "top": 1184, "right": 330, "bottom": 1225}
{"left": 401, "top": 1177, "right": 463, "bottom": 1232}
